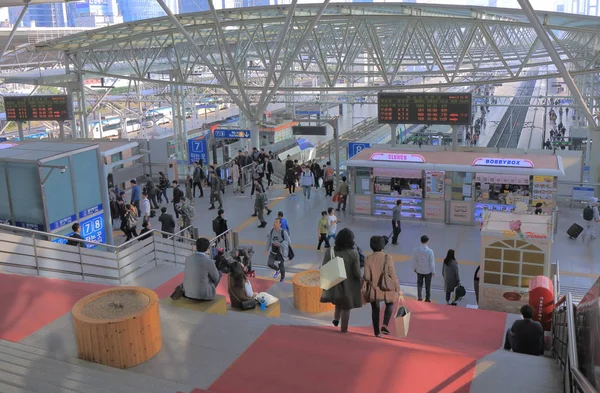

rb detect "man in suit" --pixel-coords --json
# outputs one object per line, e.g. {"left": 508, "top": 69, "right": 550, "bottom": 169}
{"left": 183, "top": 238, "right": 221, "bottom": 300}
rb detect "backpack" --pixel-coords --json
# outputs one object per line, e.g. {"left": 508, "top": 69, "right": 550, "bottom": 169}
{"left": 186, "top": 204, "right": 196, "bottom": 219}
{"left": 356, "top": 246, "right": 366, "bottom": 268}
{"left": 584, "top": 206, "right": 594, "bottom": 221}
{"left": 126, "top": 212, "right": 137, "bottom": 230}
{"left": 212, "top": 217, "right": 222, "bottom": 234}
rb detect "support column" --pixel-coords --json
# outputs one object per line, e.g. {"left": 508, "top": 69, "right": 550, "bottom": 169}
{"left": 17, "top": 122, "right": 24, "bottom": 141}
{"left": 451, "top": 125, "right": 459, "bottom": 151}
{"left": 79, "top": 75, "right": 88, "bottom": 139}
{"left": 390, "top": 123, "right": 398, "bottom": 147}
{"left": 331, "top": 117, "right": 340, "bottom": 186}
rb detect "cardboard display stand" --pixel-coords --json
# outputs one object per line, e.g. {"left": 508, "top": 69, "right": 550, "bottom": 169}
{"left": 478, "top": 212, "right": 553, "bottom": 314}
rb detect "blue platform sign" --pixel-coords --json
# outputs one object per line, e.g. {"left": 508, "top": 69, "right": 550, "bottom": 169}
{"left": 188, "top": 138, "right": 208, "bottom": 165}
{"left": 48, "top": 214, "right": 77, "bottom": 231}
{"left": 348, "top": 142, "right": 371, "bottom": 159}
{"left": 295, "top": 110, "right": 320, "bottom": 116}
{"left": 55, "top": 213, "right": 105, "bottom": 248}
{"left": 214, "top": 129, "right": 251, "bottom": 139}
{"left": 79, "top": 204, "right": 102, "bottom": 219}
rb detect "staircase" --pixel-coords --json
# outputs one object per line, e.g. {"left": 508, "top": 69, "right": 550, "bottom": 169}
{"left": 0, "top": 339, "right": 195, "bottom": 393}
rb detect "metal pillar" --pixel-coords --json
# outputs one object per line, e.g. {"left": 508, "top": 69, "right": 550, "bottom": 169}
{"left": 329, "top": 117, "right": 341, "bottom": 186}
{"left": 0, "top": 4, "right": 28, "bottom": 60}
{"left": 390, "top": 123, "right": 398, "bottom": 147}
{"left": 17, "top": 122, "right": 24, "bottom": 141}
{"left": 452, "top": 125, "right": 459, "bottom": 151}
{"left": 58, "top": 121, "right": 65, "bottom": 141}
{"left": 98, "top": 149, "right": 115, "bottom": 246}
{"left": 78, "top": 74, "right": 88, "bottom": 138}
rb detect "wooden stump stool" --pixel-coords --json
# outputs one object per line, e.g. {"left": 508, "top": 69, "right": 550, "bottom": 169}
{"left": 292, "top": 270, "right": 335, "bottom": 313}
{"left": 72, "top": 287, "right": 162, "bottom": 369}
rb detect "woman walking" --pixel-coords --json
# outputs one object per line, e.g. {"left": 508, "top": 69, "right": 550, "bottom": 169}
{"left": 363, "top": 235, "right": 400, "bottom": 337}
{"left": 320, "top": 228, "right": 362, "bottom": 333}
{"left": 442, "top": 249, "right": 460, "bottom": 305}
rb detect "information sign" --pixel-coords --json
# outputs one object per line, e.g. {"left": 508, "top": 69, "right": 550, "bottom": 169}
{"left": 214, "top": 129, "right": 250, "bottom": 139}
{"left": 472, "top": 158, "right": 534, "bottom": 168}
{"left": 378, "top": 92, "right": 471, "bottom": 125}
{"left": 572, "top": 186, "right": 595, "bottom": 201}
{"left": 370, "top": 152, "right": 425, "bottom": 163}
{"left": 348, "top": 142, "right": 371, "bottom": 159}
{"left": 188, "top": 138, "right": 208, "bottom": 165}
{"left": 48, "top": 214, "right": 77, "bottom": 231}
{"left": 3, "top": 95, "right": 73, "bottom": 121}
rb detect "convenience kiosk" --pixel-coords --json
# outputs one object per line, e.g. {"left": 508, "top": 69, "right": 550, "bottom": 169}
{"left": 346, "top": 148, "right": 564, "bottom": 225}
{"left": 478, "top": 211, "right": 553, "bottom": 314}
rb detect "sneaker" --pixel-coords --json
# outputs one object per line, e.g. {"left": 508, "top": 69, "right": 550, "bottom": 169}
{"left": 425, "top": 299, "right": 431, "bottom": 303}
{"left": 279, "top": 277, "right": 284, "bottom": 283}
{"left": 381, "top": 326, "right": 390, "bottom": 335}
{"left": 267, "top": 210, "right": 272, "bottom": 215}
{"left": 332, "top": 319, "right": 339, "bottom": 327}
{"left": 273, "top": 271, "right": 280, "bottom": 279}
{"left": 258, "top": 223, "right": 267, "bottom": 228}
{"left": 208, "top": 206, "right": 215, "bottom": 210}
{"left": 251, "top": 214, "right": 258, "bottom": 217}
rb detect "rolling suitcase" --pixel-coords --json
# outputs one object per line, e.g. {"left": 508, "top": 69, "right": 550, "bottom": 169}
{"left": 567, "top": 223, "right": 584, "bottom": 239}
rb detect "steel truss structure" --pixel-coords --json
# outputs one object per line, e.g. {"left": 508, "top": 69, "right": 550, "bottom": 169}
{"left": 27, "top": 2, "right": 600, "bottom": 146}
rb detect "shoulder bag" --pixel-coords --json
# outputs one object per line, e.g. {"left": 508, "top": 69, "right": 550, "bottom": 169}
{"left": 230, "top": 282, "right": 257, "bottom": 310}
{"left": 378, "top": 254, "right": 396, "bottom": 292}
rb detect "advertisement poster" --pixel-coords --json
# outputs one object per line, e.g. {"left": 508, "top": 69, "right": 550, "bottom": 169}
{"left": 450, "top": 201, "right": 472, "bottom": 224}
{"left": 531, "top": 176, "right": 554, "bottom": 207}
{"left": 424, "top": 199, "right": 445, "bottom": 221}
{"left": 354, "top": 195, "right": 372, "bottom": 215}
{"left": 425, "top": 171, "right": 445, "bottom": 199}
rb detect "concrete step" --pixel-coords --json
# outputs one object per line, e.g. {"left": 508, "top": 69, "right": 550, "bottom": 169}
{"left": 0, "top": 340, "right": 194, "bottom": 393}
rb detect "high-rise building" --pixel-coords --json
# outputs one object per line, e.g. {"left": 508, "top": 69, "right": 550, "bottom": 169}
{"left": 179, "top": 0, "right": 210, "bottom": 14}
{"left": 9, "top": 4, "right": 68, "bottom": 28}
{"left": 68, "top": 0, "right": 122, "bottom": 28}
{"left": 117, "top": 0, "right": 163, "bottom": 22}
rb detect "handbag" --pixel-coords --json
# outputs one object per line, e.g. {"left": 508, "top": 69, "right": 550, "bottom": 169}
{"left": 230, "top": 283, "right": 257, "bottom": 310}
{"left": 378, "top": 254, "right": 395, "bottom": 292}
{"left": 320, "top": 248, "right": 347, "bottom": 290}
{"left": 361, "top": 279, "right": 375, "bottom": 303}
{"left": 332, "top": 193, "right": 340, "bottom": 203}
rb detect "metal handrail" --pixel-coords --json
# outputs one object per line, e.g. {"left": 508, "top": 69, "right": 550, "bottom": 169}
{"left": 553, "top": 293, "right": 598, "bottom": 393}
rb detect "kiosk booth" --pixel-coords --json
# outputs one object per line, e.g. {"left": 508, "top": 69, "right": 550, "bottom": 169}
{"left": 478, "top": 211, "right": 553, "bottom": 314}
{"left": 345, "top": 148, "right": 564, "bottom": 225}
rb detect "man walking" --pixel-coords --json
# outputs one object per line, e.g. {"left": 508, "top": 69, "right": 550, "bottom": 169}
{"left": 250, "top": 160, "right": 265, "bottom": 196}
{"left": 208, "top": 165, "right": 223, "bottom": 210}
{"left": 335, "top": 176, "right": 349, "bottom": 211}
{"left": 130, "top": 179, "right": 141, "bottom": 217}
{"left": 213, "top": 208, "right": 229, "bottom": 248}
{"left": 582, "top": 197, "right": 600, "bottom": 241}
{"left": 324, "top": 162, "right": 335, "bottom": 196}
{"left": 391, "top": 200, "right": 402, "bottom": 245}
{"left": 140, "top": 192, "right": 151, "bottom": 223}
{"left": 145, "top": 175, "right": 159, "bottom": 209}
{"left": 413, "top": 235, "right": 435, "bottom": 302}
{"left": 158, "top": 207, "right": 176, "bottom": 238}
{"left": 192, "top": 161, "right": 204, "bottom": 198}
{"left": 255, "top": 188, "right": 269, "bottom": 228}
{"left": 265, "top": 218, "right": 291, "bottom": 282}
{"left": 172, "top": 180, "right": 184, "bottom": 218}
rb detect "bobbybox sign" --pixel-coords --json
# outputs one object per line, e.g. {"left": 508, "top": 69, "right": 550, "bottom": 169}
{"left": 472, "top": 157, "right": 534, "bottom": 168}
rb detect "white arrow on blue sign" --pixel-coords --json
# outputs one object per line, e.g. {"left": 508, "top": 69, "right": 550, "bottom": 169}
{"left": 348, "top": 142, "right": 371, "bottom": 159}
{"left": 214, "top": 129, "right": 251, "bottom": 139}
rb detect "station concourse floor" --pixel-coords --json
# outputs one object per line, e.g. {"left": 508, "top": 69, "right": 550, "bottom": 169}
{"left": 0, "top": 182, "right": 570, "bottom": 393}
{"left": 128, "top": 180, "right": 599, "bottom": 297}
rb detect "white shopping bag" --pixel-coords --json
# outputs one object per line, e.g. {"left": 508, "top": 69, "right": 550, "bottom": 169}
{"left": 394, "top": 296, "right": 411, "bottom": 338}
{"left": 320, "top": 248, "right": 347, "bottom": 290}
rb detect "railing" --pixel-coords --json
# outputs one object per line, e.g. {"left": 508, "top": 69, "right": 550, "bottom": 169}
{"left": 552, "top": 293, "right": 598, "bottom": 393}
{"left": 0, "top": 222, "right": 233, "bottom": 285}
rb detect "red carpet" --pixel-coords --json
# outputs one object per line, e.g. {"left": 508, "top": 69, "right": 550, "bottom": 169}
{"left": 208, "top": 300, "right": 506, "bottom": 393}
{"left": 154, "top": 272, "right": 274, "bottom": 303}
{"left": 0, "top": 273, "right": 110, "bottom": 342}
{"left": 365, "top": 299, "right": 507, "bottom": 357}
{"left": 210, "top": 325, "right": 477, "bottom": 393}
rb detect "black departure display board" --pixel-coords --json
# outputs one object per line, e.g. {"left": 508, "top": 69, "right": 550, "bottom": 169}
{"left": 378, "top": 92, "right": 472, "bottom": 126}
{"left": 292, "top": 126, "right": 327, "bottom": 136}
{"left": 3, "top": 95, "right": 73, "bottom": 122}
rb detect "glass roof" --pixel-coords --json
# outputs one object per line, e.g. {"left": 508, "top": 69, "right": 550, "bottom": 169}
{"left": 35, "top": 3, "right": 600, "bottom": 53}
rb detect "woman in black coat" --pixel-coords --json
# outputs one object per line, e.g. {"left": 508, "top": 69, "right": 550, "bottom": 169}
{"left": 442, "top": 249, "right": 460, "bottom": 305}
{"left": 320, "top": 228, "right": 362, "bottom": 333}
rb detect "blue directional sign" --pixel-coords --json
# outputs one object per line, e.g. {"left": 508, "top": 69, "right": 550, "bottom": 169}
{"left": 348, "top": 142, "right": 371, "bottom": 159}
{"left": 214, "top": 129, "right": 251, "bottom": 139}
{"left": 295, "top": 110, "right": 321, "bottom": 116}
{"left": 188, "top": 138, "right": 208, "bottom": 165}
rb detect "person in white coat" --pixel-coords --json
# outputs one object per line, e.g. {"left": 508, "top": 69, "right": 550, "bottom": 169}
{"left": 582, "top": 197, "right": 600, "bottom": 241}
{"left": 231, "top": 160, "right": 240, "bottom": 193}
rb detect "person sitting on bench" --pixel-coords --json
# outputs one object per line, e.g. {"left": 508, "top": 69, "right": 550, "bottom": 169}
{"left": 183, "top": 238, "right": 220, "bottom": 301}
{"left": 504, "top": 304, "right": 544, "bottom": 356}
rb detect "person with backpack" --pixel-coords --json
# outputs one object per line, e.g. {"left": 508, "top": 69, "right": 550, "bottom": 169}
{"left": 208, "top": 165, "right": 223, "bottom": 210}
{"left": 192, "top": 161, "right": 204, "bottom": 198}
{"left": 254, "top": 188, "right": 269, "bottom": 228}
{"left": 324, "top": 162, "right": 335, "bottom": 196}
{"left": 172, "top": 180, "right": 184, "bottom": 218}
{"left": 123, "top": 204, "right": 138, "bottom": 241}
{"left": 250, "top": 160, "right": 265, "bottom": 196}
{"left": 442, "top": 249, "right": 460, "bottom": 306}
{"left": 300, "top": 166, "right": 314, "bottom": 200}
{"left": 145, "top": 175, "right": 159, "bottom": 209}
{"left": 265, "top": 217, "right": 291, "bottom": 282}
{"left": 176, "top": 196, "right": 195, "bottom": 238}
{"left": 582, "top": 198, "right": 600, "bottom": 241}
